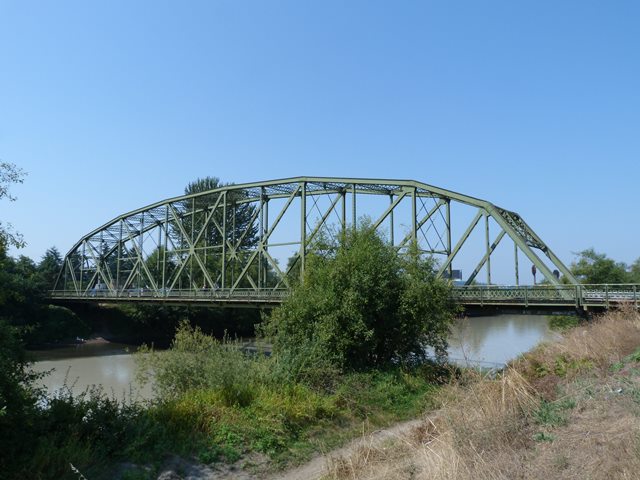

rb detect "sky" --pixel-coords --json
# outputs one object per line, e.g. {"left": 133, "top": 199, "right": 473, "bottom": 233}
{"left": 1, "top": 1, "right": 639, "bottom": 282}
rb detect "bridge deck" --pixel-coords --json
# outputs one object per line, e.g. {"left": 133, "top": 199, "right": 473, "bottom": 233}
{"left": 49, "top": 284, "right": 640, "bottom": 310}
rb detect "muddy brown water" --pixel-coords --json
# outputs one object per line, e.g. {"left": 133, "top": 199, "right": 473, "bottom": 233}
{"left": 30, "top": 342, "right": 154, "bottom": 401}
{"left": 30, "top": 314, "right": 557, "bottom": 400}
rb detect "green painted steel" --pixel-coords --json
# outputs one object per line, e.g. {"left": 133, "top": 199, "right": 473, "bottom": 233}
{"left": 49, "top": 284, "right": 640, "bottom": 310}
{"left": 52, "top": 176, "right": 584, "bottom": 302}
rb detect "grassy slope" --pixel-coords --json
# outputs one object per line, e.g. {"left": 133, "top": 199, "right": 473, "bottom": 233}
{"left": 139, "top": 367, "right": 442, "bottom": 477}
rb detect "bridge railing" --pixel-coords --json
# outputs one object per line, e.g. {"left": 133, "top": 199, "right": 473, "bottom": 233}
{"left": 49, "top": 288, "right": 291, "bottom": 303}
{"left": 49, "top": 284, "right": 640, "bottom": 309}
{"left": 452, "top": 284, "right": 640, "bottom": 309}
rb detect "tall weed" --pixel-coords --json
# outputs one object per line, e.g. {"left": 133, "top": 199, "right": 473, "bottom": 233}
{"left": 137, "top": 321, "right": 263, "bottom": 407}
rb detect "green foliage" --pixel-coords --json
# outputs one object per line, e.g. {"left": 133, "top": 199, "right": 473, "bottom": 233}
{"left": 548, "top": 315, "right": 580, "bottom": 332}
{"left": 533, "top": 431, "right": 555, "bottom": 442}
{"left": 0, "top": 317, "right": 445, "bottom": 477}
{"left": 0, "top": 319, "right": 41, "bottom": 446}
{"left": 183, "top": 176, "right": 258, "bottom": 251}
{"left": 137, "top": 321, "right": 262, "bottom": 406}
{"left": 333, "top": 368, "right": 439, "bottom": 421}
{"left": 144, "top": 246, "right": 177, "bottom": 283}
{"left": 571, "top": 248, "right": 636, "bottom": 284}
{"left": 534, "top": 398, "right": 575, "bottom": 426}
{"left": 0, "top": 161, "right": 27, "bottom": 248}
{"left": 552, "top": 355, "right": 594, "bottom": 377}
{"left": 612, "top": 347, "right": 640, "bottom": 372}
{"left": 627, "top": 347, "right": 640, "bottom": 363}
{"left": 0, "top": 243, "right": 89, "bottom": 345}
{"left": 31, "top": 305, "right": 91, "bottom": 344}
{"left": 132, "top": 321, "right": 446, "bottom": 468}
{"left": 631, "top": 259, "right": 640, "bottom": 283}
{"left": 39, "top": 246, "right": 63, "bottom": 288}
{"left": 262, "top": 223, "right": 456, "bottom": 379}
{"left": 530, "top": 354, "right": 594, "bottom": 378}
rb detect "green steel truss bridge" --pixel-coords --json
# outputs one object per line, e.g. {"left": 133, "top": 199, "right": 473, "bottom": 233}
{"left": 50, "top": 177, "right": 639, "bottom": 311}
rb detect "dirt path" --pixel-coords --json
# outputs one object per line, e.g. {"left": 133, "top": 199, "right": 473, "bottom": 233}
{"left": 151, "top": 418, "right": 426, "bottom": 480}
{"left": 268, "top": 418, "right": 424, "bottom": 480}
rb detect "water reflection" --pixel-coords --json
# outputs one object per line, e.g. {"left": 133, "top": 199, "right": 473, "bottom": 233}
{"left": 447, "top": 314, "right": 559, "bottom": 367}
{"left": 30, "top": 343, "right": 153, "bottom": 401}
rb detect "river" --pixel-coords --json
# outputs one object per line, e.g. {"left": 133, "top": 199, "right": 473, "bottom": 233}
{"left": 30, "top": 314, "right": 558, "bottom": 400}
{"left": 30, "top": 342, "right": 154, "bottom": 402}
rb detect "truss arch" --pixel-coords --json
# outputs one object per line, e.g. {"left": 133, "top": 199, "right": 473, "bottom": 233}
{"left": 53, "top": 176, "right": 578, "bottom": 298}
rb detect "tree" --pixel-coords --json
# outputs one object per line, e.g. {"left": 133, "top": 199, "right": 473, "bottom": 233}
{"left": 144, "top": 246, "right": 177, "bottom": 285}
{"left": 0, "top": 318, "right": 42, "bottom": 473}
{"left": 174, "top": 177, "right": 260, "bottom": 288}
{"left": 0, "top": 162, "right": 26, "bottom": 249}
{"left": 0, "top": 250, "right": 43, "bottom": 331}
{"left": 183, "top": 177, "right": 258, "bottom": 251}
{"left": 570, "top": 248, "right": 631, "bottom": 284}
{"left": 630, "top": 258, "right": 640, "bottom": 284}
{"left": 38, "top": 247, "right": 63, "bottom": 288}
{"left": 261, "top": 223, "right": 456, "bottom": 380}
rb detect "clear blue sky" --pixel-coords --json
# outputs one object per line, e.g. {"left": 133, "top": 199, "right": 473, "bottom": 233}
{"left": 2, "top": 1, "right": 639, "bottom": 277}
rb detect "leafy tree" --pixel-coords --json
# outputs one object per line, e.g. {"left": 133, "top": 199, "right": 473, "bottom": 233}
{"left": 0, "top": 162, "right": 26, "bottom": 249}
{"left": 570, "top": 248, "right": 632, "bottom": 284}
{"left": 0, "top": 162, "right": 88, "bottom": 345}
{"left": 0, "top": 250, "right": 43, "bottom": 331}
{"left": 38, "top": 246, "right": 63, "bottom": 288}
{"left": 0, "top": 318, "right": 42, "bottom": 473}
{"left": 176, "top": 177, "right": 260, "bottom": 288}
{"left": 144, "top": 246, "right": 177, "bottom": 285}
{"left": 261, "top": 223, "right": 456, "bottom": 381}
{"left": 630, "top": 258, "right": 640, "bottom": 283}
{"left": 183, "top": 177, "right": 258, "bottom": 251}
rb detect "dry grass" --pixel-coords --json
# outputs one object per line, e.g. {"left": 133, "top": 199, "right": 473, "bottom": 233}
{"left": 325, "top": 307, "right": 640, "bottom": 480}
{"left": 522, "top": 305, "right": 640, "bottom": 372}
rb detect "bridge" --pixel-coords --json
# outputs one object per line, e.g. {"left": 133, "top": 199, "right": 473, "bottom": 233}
{"left": 50, "top": 176, "right": 638, "bottom": 311}
{"left": 49, "top": 284, "right": 639, "bottom": 311}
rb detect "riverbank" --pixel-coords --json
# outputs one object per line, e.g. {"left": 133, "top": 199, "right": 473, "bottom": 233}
{"left": 29, "top": 314, "right": 555, "bottom": 403}
{"left": 323, "top": 306, "right": 640, "bottom": 480}
{"left": 15, "top": 313, "right": 555, "bottom": 479}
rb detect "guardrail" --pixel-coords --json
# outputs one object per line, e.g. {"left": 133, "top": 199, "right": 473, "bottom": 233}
{"left": 49, "top": 288, "right": 291, "bottom": 304}
{"left": 451, "top": 284, "right": 640, "bottom": 309}
{"left": 49, "top": 284, "right": 640, "bottom": 309}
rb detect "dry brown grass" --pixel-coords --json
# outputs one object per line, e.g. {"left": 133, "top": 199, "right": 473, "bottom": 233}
{"left": 325, "top": 307, "right": 640, "bottom": 480}
{"left": 522, "top": 305, "right": 640, "bottom": 372}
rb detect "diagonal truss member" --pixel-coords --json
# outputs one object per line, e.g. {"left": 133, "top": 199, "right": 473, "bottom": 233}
{"left": 53, "top": 177, "right": 578, "bottom": 298}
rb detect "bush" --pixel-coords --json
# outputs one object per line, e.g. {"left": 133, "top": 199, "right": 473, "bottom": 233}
{"left": 28, "top": 305, "right": 90, "bottom": 344}
{"left": 137, "top": 321, "right": 262, "bottom": 407}
{"left": 547, "top": 314, "right": 580, "bottom": 332}
{"left": 261, "top": 223, "right": 456, "bottom": 379}
{"left": 0, "top": 319, "right": 43, "bottom": 474}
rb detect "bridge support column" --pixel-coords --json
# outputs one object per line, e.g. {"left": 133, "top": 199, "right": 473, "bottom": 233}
{"left": 352, "top": 183, "right": 357, "bottom": 230}
{"left": 222, "top": 192, "right": 227, "bottom": 289}
{"left": 514, "top": 242, "right": 519, "bottom": 286}
{"left": 341, "top": 189, "right": 346, "bottom": 233}
{"left": 485, "top": 214, "right": 491, "bottom": 285}
{"left": 389, "top": 194, "right": 395, "bottom": 246}
{"left": 411, "top": 187, "right": 417, "bottom": 244}
{"left": 300, "top": 181, "right": 306, "bottom": 278}
{"left": 162, "top": 207, "right": 168, "bottom": 295}
{"left": 445, "top": 199, "right": 452, "bottom": 278}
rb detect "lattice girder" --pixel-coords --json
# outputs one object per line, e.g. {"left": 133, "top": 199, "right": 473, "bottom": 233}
{"left": 53, "top": 177, "right": 578, "bottom": 297}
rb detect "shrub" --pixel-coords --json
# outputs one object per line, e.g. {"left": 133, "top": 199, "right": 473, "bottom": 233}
{"left": 548, "top": 315, "right": 580, "bottom": 332}
{"left": 137, "top": 321, "right": 261, "bottom": 407}
{"left": 0, "top": 319, "right": 43, "bottom": 474}
{"left": 261, "top": 223, "right": 456, "bottom": 379}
